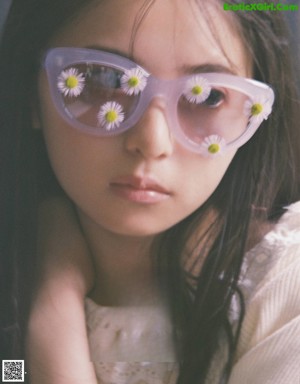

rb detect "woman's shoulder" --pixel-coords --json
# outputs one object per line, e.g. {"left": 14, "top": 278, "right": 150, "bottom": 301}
{"left": 230, "top": 202, "right": 300, "bottom": 383}
{"left": 239, "top": 201, "right": 300, "bottom": 301}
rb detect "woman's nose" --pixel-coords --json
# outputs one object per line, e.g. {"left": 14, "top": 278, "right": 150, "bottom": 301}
{"left": 123, "top": 99, "right": 174, "bottom": 159}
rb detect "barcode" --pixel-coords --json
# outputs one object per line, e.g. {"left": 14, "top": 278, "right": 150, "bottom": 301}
{"left": 2, "top": 360, "right": 25, "bottom": 382}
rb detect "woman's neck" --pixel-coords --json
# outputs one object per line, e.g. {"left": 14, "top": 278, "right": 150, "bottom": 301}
{"left": 77, "top": 209, "right": 161, "bottom": 307}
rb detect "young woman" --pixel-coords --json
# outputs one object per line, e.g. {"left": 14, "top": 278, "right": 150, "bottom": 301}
{"left": 1, "top": 0, "right": 300, "bottom": 383}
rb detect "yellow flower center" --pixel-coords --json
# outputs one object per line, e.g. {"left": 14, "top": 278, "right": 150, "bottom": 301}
{"left": 105, "top": 110, "right": 118, "bottom": 123}
{"left": 251, "top": 103, "right": 263, "bottom": 116}
{"left": 208, "top": 143, "right": 220, "bottom": 154}
{"left": 192, "top": 85, "right": 203, "bottom": 95}
{"left": 128, "top": 76, "right": 139, "bottom": 88}
{"left": 65, "top": 76, "right": 79, "bottom": 89}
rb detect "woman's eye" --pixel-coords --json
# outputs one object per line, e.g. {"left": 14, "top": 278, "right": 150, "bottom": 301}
{"left": 85, "top": 66, "right": 122, "bottom": 89}
{"left": 204, "top": 89, "right": 225, "bottom": 107}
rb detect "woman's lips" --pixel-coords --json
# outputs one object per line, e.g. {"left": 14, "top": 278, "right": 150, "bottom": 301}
{"left": 110, "top": 175, "right": 171, "bottom": 204}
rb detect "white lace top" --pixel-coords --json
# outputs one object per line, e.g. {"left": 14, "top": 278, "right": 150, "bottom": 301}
{"left": 85, "top": 202, "right": 300, "bottom": 384}
{"left": 85, "top": 299, "right": 178, "bottom": 384}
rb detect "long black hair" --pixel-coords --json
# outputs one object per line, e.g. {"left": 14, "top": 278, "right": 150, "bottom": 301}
{"left": 0, "top": 1, "right": 299, "bottom": 383}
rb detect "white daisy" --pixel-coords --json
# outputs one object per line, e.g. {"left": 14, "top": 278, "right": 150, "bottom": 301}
{"left": 121, "top": 67, "right": 148, "bottom": 95}
{"left": 57, "top": 67, "right": 85, "bottom": 97}
{"left": 97, "top": 101, "right": 125, "bottom": 131}
{"left": 201, "top": 134, "right": 226, "bottom": 156}
{"left": 244, "top": 97, "right": 272, "bottom": 124}
{"left": 184, "top": 75, "right": 211, "bottom": 104}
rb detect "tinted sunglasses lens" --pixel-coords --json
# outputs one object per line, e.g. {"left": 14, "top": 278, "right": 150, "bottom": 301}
{"left": 177, "top": 86, "right": 250, "bottom": 146}
{"left": 57, "top": 63, "right": 142, "bottom": 131}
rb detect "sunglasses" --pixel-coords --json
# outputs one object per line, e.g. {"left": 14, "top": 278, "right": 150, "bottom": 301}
{"left": 43, "top": 47, "right": 275, "bottom": 156}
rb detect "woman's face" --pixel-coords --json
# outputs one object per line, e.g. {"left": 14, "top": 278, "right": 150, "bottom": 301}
{"left": 38, "top": 0, "right": 250, "bottom": 237}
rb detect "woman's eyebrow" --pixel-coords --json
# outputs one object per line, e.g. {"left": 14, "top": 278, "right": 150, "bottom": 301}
{"left": 183, "top": 63, "right": 237, "bottom": 75}
{"left": 86, "top": 45, "right": 131, "bottom": 59}
{"left": 85, "top": 45, "right": 237, "bottom": 75}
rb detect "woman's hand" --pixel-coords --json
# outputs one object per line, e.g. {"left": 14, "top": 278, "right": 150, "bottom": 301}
{"left": 26, "top": 197, "right": 97, "bottom": 384}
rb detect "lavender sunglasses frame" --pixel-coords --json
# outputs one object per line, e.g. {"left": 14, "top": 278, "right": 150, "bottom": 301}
{"left": 43, "top": 47, "right": 275, "bottom": 154}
